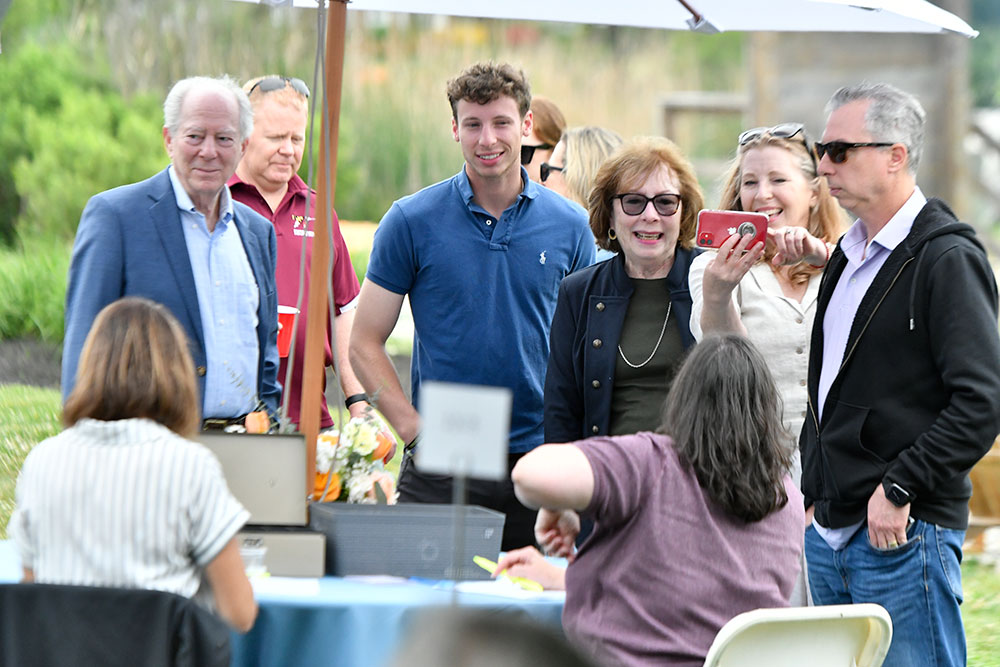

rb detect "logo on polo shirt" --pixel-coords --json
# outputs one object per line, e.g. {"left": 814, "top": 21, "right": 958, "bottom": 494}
{"left": 292, "top": 214, "right": 316, "bottom": 238}
{"left": 539, "top": 251, "right": 547, "bottom": 265}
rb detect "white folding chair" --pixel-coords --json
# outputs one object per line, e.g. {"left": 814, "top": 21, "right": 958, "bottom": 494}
{"left": 703, "top": 603, "right": 892, "bottom": 667}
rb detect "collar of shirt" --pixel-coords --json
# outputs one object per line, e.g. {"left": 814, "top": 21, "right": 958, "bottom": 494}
{"left": 842, "top": 186, "right": 927, "bottom": 266}
{"left": 168, "top": 165, "right": 235, "bottom": 231}
{"left": 455, "top": 165, "right": 537, "bottom": 208}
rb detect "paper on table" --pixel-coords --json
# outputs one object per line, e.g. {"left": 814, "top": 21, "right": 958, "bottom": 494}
{"left": 454, "top": 579, "right": 566, "bottom": 601}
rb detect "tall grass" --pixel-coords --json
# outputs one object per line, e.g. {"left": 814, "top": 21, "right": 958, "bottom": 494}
{"left": 0, "top": 384, "right": 62, "bottom": 540}
{"left": 0, "top": 240, "right": 70, "bottom": 344}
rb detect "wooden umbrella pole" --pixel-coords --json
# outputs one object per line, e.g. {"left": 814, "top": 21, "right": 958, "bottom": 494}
{"left": 302, "top": 0, "right": 348, "bottom": 496}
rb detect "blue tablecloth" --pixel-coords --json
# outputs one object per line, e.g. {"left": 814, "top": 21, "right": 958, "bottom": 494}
{"left": 0, "top": 541, "right": 564, "bottom": 666}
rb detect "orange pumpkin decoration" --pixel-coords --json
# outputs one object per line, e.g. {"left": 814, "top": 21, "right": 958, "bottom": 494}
{"left": 314, "top": 471, "right": 341, "bottom": 502}
{"left": 244, "top": 411, "right": 270, "bottom": 434}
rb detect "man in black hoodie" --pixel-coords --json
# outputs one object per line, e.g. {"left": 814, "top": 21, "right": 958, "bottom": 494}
{"left": 800, "top": 83, "right": 1000, "bottom": 667}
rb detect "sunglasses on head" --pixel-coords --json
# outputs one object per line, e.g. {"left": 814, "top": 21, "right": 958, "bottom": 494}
{"left": 540, "top": 162, "right": 563, "bottom": 183}
{"left": 248, "top": 76, "right": 310, "bottom": 99}
{"left": 521, "top": 143, "right": 553, "bottom": 165}
{"left": 739, "top": 122, "right": 818, "bottom": 172}
{"left": 614, "top": 193, "right": 681, "bottom": 217}
{"left": 813, "top": 140, "right": 894, "bottom": 164}
{"left": 738, "top": 122, "right": 807, "bottom": 146}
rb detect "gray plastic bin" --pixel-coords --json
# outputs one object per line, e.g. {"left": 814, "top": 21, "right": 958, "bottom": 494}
{"left": 308, "top": 502, "right": 505, "bottom": 580}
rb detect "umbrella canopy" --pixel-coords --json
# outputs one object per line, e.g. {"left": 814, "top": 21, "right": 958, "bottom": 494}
{"left": 241, "top": 0, "right": 977, "bottom": 38}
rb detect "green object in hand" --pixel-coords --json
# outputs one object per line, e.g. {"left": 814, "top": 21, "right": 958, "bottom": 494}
{"left": 473, "top": 556, "right": 544, "bottom": 592}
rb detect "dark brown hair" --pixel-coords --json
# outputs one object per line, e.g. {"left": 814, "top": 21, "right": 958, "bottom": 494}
{"left": 529, "top": 95, "right": 566, "bottom": 147}
{"left": 64, "top": 297, "right": 200, "bottom": 438}
{"left": 718, "top": 131, "right": 845, "bottom": 285}
{"left": 589, "top": 136, "right": 703, "bottom": 253}
{"left": 658, "top": 334, "right": 791, "bottom": 522}
{"left": 446, "top": 61, "right": 531, "bottom": 120}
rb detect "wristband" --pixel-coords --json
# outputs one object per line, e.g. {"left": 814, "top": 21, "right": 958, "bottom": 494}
{"left": 344, "top": 393, "right": 369, "bottom": 409}
{"left": 807, "top": 242, "right": 831, "bottom": 269}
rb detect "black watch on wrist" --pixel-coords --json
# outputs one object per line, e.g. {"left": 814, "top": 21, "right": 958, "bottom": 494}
{"left": 883, "top": 480, "right": 912, "bottom": 507}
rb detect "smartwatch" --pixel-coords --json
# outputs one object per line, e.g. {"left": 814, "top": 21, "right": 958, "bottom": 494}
{"left": 882, "top": 480, "right": 912, "bottom": 508}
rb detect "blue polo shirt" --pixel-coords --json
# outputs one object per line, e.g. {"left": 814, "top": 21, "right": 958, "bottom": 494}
{"left": 367, "top": 167, "right": 595, "bottom": 453}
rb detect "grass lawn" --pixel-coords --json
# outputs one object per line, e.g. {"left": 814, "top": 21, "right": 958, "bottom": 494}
{"left": 1, "top": 382, "right": 999, "bottom": 664}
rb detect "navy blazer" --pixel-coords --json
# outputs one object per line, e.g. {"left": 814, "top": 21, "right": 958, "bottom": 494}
{"left": 62, "top": 168, "right": 281, "bottom": 417}
{"left": 544, "top": 248, "right": 700, "bottom": 444}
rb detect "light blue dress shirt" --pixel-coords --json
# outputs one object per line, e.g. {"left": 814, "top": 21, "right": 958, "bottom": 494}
{"left": 169, "top": 167, "right": 260, "bottom": 418}
{"left": 814, "top": 187, "right": 927, "bottom": 549}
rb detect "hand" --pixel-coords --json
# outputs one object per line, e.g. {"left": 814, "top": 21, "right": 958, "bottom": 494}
{"left": 347, "top": 400, "right": 370, "bottom": 421}
{"left": 534, "top": 508, "right": 580, "bottom": 561}
{"left": 702, "top": 232, "right": 765, "bottom": 302}
{"left": 867, "top": 483, "right": 910, "bottom": 549}
{"left": 804, "top": 504, "right": 815, "bottom": 528}
{"left": 769, "top": 226, "right": 827, "bottom": 267}
{"left": 493, "top": 546, "right": 567, "bottom": 591}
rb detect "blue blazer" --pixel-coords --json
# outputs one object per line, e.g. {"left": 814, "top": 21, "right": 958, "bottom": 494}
{"left": 62, "top": 168, "right": 281, "bottom": 417}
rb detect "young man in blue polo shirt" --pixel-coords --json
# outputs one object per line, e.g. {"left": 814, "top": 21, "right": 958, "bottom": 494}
{"left": 350, "top": 62, "right": 596, "bottom": 550}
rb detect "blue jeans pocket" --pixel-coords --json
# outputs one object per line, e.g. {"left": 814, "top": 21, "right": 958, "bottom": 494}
{"left": 864, "top": 519, "right": 922, "bottom": 555}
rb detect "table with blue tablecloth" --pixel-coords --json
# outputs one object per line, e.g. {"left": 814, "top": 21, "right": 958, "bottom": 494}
{"left": 0, "top": 541, "right": 564, "bottom": 666}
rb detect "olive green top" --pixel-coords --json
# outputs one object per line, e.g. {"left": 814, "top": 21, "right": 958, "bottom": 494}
{"left": 609, "top": 276, "right": 684, "bottom": 436}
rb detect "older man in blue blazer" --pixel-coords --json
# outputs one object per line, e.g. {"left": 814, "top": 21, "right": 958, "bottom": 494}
{"left": 62, "top": 75, "right": 281, "bottom": 425}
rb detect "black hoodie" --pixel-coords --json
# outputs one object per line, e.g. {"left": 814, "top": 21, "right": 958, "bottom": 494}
{"left": 800, "top": 198, "right": 1000, "bottom": 530}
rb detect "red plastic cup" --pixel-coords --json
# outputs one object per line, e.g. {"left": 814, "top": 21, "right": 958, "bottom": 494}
{"left": 277, "top": 306, "right": 300, "bottom": 358}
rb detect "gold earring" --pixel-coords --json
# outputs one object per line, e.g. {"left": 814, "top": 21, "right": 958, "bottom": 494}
{"left": 608, "top": 228, "right": 617, "bottom": 241}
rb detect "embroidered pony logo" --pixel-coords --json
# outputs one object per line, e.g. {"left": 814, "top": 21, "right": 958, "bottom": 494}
{"left": 539, "top": 251, "right": 547, "bottom": 265}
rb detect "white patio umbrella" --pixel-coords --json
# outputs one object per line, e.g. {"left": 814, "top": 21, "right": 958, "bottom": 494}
{"left": 229, "top": 0, "right": 977, "bottom": 486}
{"left": 241, "top": 0, "right": 978, "bottom": 37}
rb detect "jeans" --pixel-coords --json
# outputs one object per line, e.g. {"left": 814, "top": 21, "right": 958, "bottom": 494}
{"left": 805, "top": 519, "right": 965, "bottom": 667}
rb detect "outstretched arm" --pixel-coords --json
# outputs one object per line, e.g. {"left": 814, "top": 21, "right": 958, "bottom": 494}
{"left": 512, "top": 444, "right": 594, "bottom": 512}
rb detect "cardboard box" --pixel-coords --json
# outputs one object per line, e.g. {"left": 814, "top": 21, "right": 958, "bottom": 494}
{"left": 308, "top": 503, "right": 504, "bottom": 579}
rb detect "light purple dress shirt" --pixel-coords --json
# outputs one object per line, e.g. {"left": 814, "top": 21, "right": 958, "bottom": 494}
{"left": 814, "top": 187, "right": 926, "bottom": 549}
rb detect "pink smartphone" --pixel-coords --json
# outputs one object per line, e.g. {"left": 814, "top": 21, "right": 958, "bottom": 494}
{"left": 695, "top": 210, "right": 768, "bottom": 249}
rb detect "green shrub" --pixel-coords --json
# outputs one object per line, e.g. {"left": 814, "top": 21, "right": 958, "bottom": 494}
{"left": 0, "top": 241, "right": 71, "bottom": 343}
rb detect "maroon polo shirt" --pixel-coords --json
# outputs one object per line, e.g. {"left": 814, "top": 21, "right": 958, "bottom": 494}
{"left": 229, "top": 173, "right": 361, "bottom": 428}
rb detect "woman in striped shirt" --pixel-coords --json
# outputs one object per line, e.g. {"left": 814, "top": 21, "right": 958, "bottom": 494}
{"left": 8, "top": 297, "right": 257, "bottom": 632}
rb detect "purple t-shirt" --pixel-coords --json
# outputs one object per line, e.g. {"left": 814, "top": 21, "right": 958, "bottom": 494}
{"left": 563, "top": 432, "right": 804, "bottom": 667}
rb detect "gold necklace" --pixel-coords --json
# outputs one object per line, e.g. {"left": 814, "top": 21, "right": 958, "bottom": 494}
{"left": 618, "top": 301, "right": 672, "bottom": 369}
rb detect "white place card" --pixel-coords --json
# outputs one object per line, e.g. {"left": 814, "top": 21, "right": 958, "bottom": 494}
{"left": 417, "top": 381, "right": 511, "bottom": 480}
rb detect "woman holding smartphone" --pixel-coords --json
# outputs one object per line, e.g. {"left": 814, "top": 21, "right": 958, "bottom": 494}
{"left": 688, "top": 123, "right": 844, "bottom": 605}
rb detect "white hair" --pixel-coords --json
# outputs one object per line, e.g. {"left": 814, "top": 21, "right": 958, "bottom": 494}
{"left": 163, "top": 75, "right": 253, "bottom": 141}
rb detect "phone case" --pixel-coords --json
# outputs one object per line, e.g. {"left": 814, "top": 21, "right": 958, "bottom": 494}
{"left": 695, "top": 210, "right": 769, "bottom": 249}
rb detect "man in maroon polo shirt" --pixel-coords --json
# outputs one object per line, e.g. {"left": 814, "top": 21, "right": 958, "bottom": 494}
{"left": 229, "top": 75, "right": 368, "bottom": 428}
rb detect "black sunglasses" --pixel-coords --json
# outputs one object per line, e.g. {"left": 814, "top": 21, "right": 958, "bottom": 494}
{"left": 248, "top": 76, "right": 310, "bottom": 99}
{"left": 614, "top": 193, "right": 681, "bottom": 217}
{"left": 739, "top": 122, "right": 818, "bottom": 172}
{"left": 521, "top": 143, "right": 554, "bottom": 165}
{"left": 813, "top": 140, "right": 894, "bottom": 164}
{"left": 540, "top": 162, "right": 564, "bottom": 183}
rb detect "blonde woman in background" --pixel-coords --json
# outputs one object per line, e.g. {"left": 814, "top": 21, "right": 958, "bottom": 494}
{"left": 688, "top": 123, "right": 845, "bottom": 606}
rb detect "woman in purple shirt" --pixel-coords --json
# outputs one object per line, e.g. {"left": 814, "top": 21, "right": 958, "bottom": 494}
{"left": 510, "top": 334, "right": 804, "bottom": 667}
